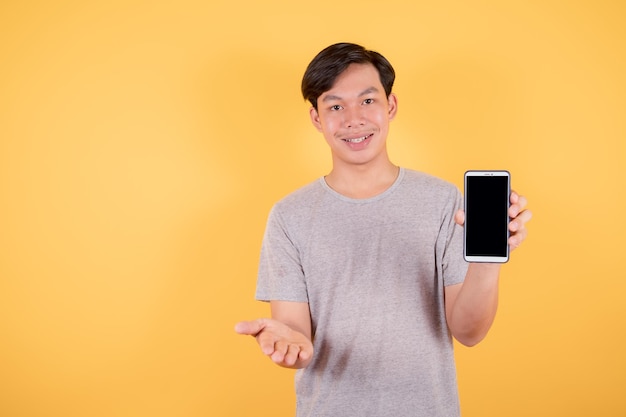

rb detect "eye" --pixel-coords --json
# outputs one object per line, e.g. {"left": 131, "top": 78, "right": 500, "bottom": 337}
{"left": 363, "top": 98, "right": 374, "bottom": 105}
{"left": 330, "top": 105, "right": 343, "bottom": 111}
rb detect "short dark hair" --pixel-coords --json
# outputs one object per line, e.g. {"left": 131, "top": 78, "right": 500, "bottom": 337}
{"left": 301, "top": 43, "right": 396, "bottom": 110}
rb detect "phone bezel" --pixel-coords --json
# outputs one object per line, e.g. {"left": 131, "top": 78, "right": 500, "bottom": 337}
{"left": 463, "top": 170, "right": 511, "bottom": 263}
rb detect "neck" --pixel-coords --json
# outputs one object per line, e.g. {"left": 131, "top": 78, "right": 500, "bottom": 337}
{"left": 325, "top": 160, "right": 400, "bottom": 199}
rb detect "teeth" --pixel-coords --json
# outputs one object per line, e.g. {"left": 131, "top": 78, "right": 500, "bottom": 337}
{"left": 345, "top": 135, "right": 368, "bottom": 143}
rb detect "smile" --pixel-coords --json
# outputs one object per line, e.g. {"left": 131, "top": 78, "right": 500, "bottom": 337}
{"left": 343, "top": 133, "right": 373, "bottom": 143}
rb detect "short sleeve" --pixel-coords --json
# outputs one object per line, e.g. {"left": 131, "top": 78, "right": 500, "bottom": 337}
{"left": 255, "top": 205, "right": 309, "bottom": 302}
{"left": 439, "top": 186, "right": 469, "bottom": 286}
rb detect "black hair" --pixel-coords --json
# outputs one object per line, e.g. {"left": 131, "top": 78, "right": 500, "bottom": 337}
{"left": 301, "top": 43, "right": 396, "bottom": 110}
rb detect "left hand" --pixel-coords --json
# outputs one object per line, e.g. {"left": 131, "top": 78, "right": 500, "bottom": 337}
{"left": 455, "top": 190, "right": 532, "bottom": 252}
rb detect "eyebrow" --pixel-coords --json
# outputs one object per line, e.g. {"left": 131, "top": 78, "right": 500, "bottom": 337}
{"left": 321, "top": 86, "right": 380, "bottom": 102}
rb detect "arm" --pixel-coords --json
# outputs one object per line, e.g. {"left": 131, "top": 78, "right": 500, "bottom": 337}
{"left": 235, "top": 300, "right": 314, "bottom": 369}
{"left": 445, "top": 191, "right": 532, "bottom": 347}
{"left": 444, "top": 264, "right": 500, "bottom": 346}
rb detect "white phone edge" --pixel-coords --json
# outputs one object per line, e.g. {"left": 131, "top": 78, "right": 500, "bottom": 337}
{"left": 463, "top": 170, "right": 511, "bottom": 264}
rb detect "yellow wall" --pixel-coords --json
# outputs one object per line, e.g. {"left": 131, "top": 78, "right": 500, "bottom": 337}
{"left": 1, "top": 1, "right": 624, "bottom": 416}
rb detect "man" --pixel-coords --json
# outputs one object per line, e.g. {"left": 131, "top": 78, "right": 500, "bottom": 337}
{"left": 236, "top": 43, "right": 531, "bottom": 416}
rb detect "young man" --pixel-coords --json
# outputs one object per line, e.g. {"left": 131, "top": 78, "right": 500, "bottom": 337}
{"left": 236, "top": 43, "right": 531, "bottom": 416}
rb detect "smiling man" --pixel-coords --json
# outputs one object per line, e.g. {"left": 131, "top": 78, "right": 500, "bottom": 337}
{"left": 236, "top": 43, "right": 531, "bottom": 416}
{"left": 311, "top": 62, "right": 398, "bottom": 198}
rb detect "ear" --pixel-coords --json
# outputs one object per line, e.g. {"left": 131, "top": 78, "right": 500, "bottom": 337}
{"left": 387, "top": 93, "right": 398, "bottom": 120}
{"left": 309, "top": 106, "right": 323, "bottom": 132}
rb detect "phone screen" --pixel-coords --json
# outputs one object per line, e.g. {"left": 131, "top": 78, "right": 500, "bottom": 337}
{"left": 464, "top": 171, "right": 510, "bottom": 263}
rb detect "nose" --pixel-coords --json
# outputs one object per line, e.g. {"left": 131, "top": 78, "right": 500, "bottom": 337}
{"left": 343, "top": 106, "right": 365, "bottom": 128}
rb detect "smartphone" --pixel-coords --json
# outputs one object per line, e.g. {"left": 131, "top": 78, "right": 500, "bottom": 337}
{"left": 464, "top": 170, "right": 511, "bottom": 263}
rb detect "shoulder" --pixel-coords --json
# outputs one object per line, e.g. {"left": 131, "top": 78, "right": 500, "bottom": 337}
{"left": 274, "top": 179, "right": 325, "bottom": 209}
{"left": 400, "top": 168, "right": 460, "bottom": 197}
{"left": 394, "top": 168, "right": 462, "bottom": 217}
{"left": 267, "top": 179, "right": 326, "bottom": 223}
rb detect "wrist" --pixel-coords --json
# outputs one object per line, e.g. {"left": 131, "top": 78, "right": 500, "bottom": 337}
{"left": 467, "top": 262, "right": 501, "bottom": 280}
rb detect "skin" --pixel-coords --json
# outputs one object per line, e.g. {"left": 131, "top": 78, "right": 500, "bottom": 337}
{"left": 235, "top": 63, "right": 532, "bottom": 368}
{"left": 310, "top": 63, "right": 400, "bottom": 199}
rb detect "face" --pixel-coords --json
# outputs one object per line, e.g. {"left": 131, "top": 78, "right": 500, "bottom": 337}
{"left": 310, "top": 63, "right": 398, "bottom": 168}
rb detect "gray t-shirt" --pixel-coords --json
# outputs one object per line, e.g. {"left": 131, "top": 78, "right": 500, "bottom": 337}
{"left": 256, "top": 168, "right": 468, "bottom": 417}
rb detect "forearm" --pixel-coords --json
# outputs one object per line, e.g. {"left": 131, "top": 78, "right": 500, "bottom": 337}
{"left": 447, "top": 263, "right": 501, "bottom": 346}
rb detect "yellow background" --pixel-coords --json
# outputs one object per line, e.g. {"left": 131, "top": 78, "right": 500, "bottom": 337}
{"left": 1, "top": 1, "right": 624, "bottom": 416}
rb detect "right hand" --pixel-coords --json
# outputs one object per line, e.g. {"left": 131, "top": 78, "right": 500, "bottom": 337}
{"left": 235, "top": 318, "right": 314, "bottom": 369}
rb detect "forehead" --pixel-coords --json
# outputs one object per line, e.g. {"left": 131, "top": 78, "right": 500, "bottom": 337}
{"left": 321, "top": 63, "right": 383, "bottom": 98}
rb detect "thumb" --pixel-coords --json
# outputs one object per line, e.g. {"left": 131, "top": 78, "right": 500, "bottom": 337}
{"left": 234, "top": 319, "right": 266, "bottom": 336}
{"left": 454, "top": 209, "right": 465, "bottom": 226}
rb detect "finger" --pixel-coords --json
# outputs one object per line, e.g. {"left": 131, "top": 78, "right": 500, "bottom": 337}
{"left": 270, "top": 339, "right": 289, "bottom": 363}
{"left": 454, "top": 209, "right": 465, "bottom": 226}
{"left": 282, "top": 343, "right": 301, "bottom": 367}
{"left": 298, "top": 345, "right": 312, "bottom": 362}
{"left": 509, "top": 209, "right": 533, "bottom": 232}
{"left": 234, "top": 319, "right": 265, "bottom": 336}
{"left": 509, "top": 226, "right": 528, "bottom": 250}
{"left": 510, "top": 190, "right": 528, "bottom": 207}
{"left": 517, "top": 208, "right": 533, "bottom": 226}
{"left": 254, "top": 331, "right": 275, "bottom": 356}
{"left": 508, "top": 195, "right": 528, "bottom": 219}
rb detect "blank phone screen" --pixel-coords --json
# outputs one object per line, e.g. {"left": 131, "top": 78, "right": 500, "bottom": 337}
{"left": 465, "top": 175, "right": 509, "bottom": 257}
